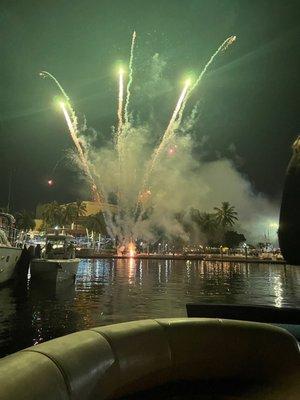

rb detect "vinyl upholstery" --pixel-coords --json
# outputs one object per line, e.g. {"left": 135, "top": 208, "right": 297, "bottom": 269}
{"left": 0, "top": 318, "right": 299, "bottom": 399}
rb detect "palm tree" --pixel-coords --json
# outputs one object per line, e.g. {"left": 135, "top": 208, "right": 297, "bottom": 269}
{"left": 84, "top": 212, "right": 107, "bottom": 235}
{"left": 74, "top": 200, "right": 87, "bottom": 230}
{"left": 75, "top": 200, "right": 87, "bottom": 218}
{"left": 198, "top": 212, "right": 218, "bottom": 247}
{"left": 214, "top": 202, "right": 238, "bottom": 228}
{"left": 15, "top": 210, "right": 35, "bottom": 231}
{"left": 198, "top": 212, "right": 218, "bottom": 235}
{"left": 42, "top": 201, "right": 62, "bottom": 227}
{"left": 61, "top": 204, "right": 77, "bottom": 226}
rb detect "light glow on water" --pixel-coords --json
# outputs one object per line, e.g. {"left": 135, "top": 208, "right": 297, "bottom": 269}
{"left": 1, "top": 259, "right": 299, "bottom": 357}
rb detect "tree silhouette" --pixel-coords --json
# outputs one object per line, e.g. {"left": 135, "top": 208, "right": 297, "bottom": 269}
{"left": 84, "top": 212, "right": 107, "bottom": 235}
{"left": 15, "top": 210, "right": 35, "bottom": 231}
{"left": 214, "top": 202, "right": 238, "bottom": 228}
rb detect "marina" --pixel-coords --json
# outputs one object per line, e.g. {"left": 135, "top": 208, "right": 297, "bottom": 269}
{"left": 0, "top": 1, "right": 299, "bottom": 398}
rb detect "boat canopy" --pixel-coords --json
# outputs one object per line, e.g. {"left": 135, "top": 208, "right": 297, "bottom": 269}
{"left": 43, "top": 234, "right": 76, "bottom": 259}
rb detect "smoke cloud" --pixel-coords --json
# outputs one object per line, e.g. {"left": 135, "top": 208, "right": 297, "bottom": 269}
{"left": 77, "top": 52, "right": 278, "bottom": 247}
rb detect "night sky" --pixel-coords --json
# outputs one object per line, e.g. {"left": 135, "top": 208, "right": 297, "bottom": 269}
{"left": 0, "top": 0, "right": 299, "bottom": 212}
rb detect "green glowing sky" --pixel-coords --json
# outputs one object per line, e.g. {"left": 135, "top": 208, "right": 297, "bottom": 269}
{"left": 0, "top": 0, "right": 299, "bottom": 210}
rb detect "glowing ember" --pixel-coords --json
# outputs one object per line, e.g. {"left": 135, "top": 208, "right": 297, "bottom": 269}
{"left": 116, "top": 241, "right": 136, "bottom": 257}
{"left": 168, "top": 145, "right": 177, "bottom": 156}
{"left": 128, "top": 242, "right": 136, "bottom": 257}
{"left": 139, "top": 189, "right": 151, "bottom": 203}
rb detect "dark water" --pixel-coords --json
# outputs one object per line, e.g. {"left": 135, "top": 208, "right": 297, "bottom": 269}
{"left": 1, "top": 258, "right": 300, "bottom": 357}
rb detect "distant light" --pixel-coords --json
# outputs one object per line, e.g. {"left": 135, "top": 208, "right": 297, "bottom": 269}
{"left": 47, "top": 179, "right": 54, "bottom": 186}
{"left": 168, "top": 145, "right": 177, "bottom": 156}
{"left": 54, "top": 226, "right": 59, "bottom": 230}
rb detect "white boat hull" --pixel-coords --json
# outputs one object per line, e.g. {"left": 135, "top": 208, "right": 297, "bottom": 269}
{"left": 0, "top": 246, "right": 22, "bottom": 285}
{"left": 30, "top": 258, "right": 80, "bottom": 282}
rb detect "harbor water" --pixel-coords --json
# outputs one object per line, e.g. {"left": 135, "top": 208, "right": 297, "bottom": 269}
{"left": 0, "top": 258, "right": 300, "bottom": 357}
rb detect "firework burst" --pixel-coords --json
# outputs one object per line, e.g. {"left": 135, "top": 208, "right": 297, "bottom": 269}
{"left": 41, "top": 33, "right": 236, "bottom": 247}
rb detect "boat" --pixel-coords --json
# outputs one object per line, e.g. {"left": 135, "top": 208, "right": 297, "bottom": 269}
{"left": 186, "top": 303, "right": 300, "bottom": 341}
{"left": 30, "top": 234, "right": 80, "bottom": 282}
{"left": 0, "top": 317, "right": 299, "bottom": 399}
{"left": 0, "top": 213, "right": 23, "bottom": 285}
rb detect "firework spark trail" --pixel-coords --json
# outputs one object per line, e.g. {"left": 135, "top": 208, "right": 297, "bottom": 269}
{"left": 177, "top": 35, "right": 236, "bottom": 125}
{"left": 222, "top": 35, "right": 236, "bottom": 51}
{"left": 61, "top": 101, "right": 115, "bottom": 236}
{"left": 117, "top": 68, "right": 125, "bottom": 135}
{"left": 116, "top": 68, "right": 126, "bottom": 223}
{"left": 136, "top": 35, "right": 236, "bottom": 217}
{"left": 40, "top": 71, "right": 79, "bottom": 136}
{"left": 145, "top": 79, "right": 190, "bottom": 182}
{"left": 190, "top": 36, "right": 236, "bottom": 95}
{"left": 60, "top": 102, "right": 89, "bottom": 172}
{"left": 59, "top": 101, "right": 103, "bottom": 203}
{"left": 40, "top": 72, "right": 89, "bottom": 188}
{"left": 156, "top": 35, "right": 236, "bottom": 157}
{"left": 121, "top": 31, "right": 138, "bottom": 214}
{"left": 40, "top": 73, "right": 119, "bottom": 239}
{"left": 40, "top": 72, "right": 92, "bottom": 191}
{"left": 124, "top": 31, "right": 137, "bottom": 124}
{"left": 133, "top": 79, "right": 190, "bottom": 219}
{"left": 39, "top": 71, "right": 70, "bottom": 101}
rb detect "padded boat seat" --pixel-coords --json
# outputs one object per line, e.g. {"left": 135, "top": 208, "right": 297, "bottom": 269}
{"left": 0, "top": 318, "right": 299, "bottom": 399}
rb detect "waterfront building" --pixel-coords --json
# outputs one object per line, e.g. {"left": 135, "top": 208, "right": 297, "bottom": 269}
{"left": 34, "top": 200, "right": 116, "bottom": 235}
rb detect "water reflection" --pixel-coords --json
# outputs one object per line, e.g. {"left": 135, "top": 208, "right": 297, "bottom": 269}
{"left": 273, "top": 275, "right": 283, "bottom": 308}
{"left": 0, "top": 259, "right": 300, "bottom": 357}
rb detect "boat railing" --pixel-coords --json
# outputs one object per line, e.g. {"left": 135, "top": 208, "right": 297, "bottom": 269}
{"left": 0, "top": 225, "right": 26, "bottom": 248}
{"left": 75, "top": 236, "right": 113, "bottom": 250}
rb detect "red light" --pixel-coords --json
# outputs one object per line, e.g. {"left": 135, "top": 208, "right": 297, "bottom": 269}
{"left": 168, "top": 145, "right": 177, "bottom": 156}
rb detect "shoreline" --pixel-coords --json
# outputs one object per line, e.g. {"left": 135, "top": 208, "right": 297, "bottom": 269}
{"left": 77, "top": 252, "right": 286, "bottom": 264}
